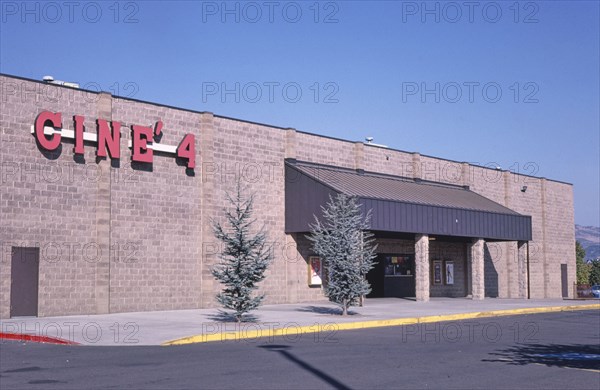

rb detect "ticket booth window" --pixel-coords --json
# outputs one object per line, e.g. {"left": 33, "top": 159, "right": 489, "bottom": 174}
{"left": 384, "top": 255, "right": 413, "bottom": 276}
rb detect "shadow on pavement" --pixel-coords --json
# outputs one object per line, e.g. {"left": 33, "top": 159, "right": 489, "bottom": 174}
{"left": 483, "top": 343, "right": 600, "bottom": 370}
{"left": 259, "top": 345, "right": 351, "bottom": 389}
{"left": 296, "top": 306, "right": 358, "bottom": 316}
{"left": 205, "top": 310, "right": 259, "bottom": 323}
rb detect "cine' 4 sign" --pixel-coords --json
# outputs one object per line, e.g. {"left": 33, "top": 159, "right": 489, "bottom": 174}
{"left": 32, "top": 111, "right": 196, "bottom": 169}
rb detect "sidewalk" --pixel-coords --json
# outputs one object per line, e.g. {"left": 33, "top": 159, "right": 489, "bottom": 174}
{"left": 1, "top": 298, "right": 598, "bottom": 346}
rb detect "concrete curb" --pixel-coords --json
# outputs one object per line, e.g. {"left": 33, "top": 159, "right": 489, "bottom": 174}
{"left": 162, "top": 303, "right": 600, "bottom": 346}
{"left": 0, "top": 332, "right": 80, "bottom": 345}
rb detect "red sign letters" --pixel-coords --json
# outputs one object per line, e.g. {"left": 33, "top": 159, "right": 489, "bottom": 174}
{"left": 34, "top": 111, "right": 196, "bottom": 169}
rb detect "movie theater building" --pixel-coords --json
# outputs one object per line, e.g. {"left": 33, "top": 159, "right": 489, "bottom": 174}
{"left": 0, "top": 74, "right": 576, "bottom": 319}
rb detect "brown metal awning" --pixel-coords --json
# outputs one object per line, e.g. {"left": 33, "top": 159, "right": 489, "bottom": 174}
{"left": 285, "top": 160, "right": 532, "bottom": 241}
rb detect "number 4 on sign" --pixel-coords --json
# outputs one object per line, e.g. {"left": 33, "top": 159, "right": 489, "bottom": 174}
{"left": 177, "top": 133, "right": 195, "bottom": 169}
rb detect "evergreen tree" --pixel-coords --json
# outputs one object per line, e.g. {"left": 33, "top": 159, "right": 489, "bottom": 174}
{"left": 211, "top": 181, "right": 273, "bottom": 322}
{"left": 575, "top": 241, "right": 590, "bottom": 285}
{"left": 590, "top": 260, "right": 600, "bottom": 286}
{"left": 308, "top": 193, "right": 377, "bottom": 315}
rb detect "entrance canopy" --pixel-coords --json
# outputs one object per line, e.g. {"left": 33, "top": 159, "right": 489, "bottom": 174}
{"left": 285, "top": 160, "right": 532, "bottom": 241}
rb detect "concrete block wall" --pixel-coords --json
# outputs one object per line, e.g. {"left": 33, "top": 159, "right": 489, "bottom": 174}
{"left": 201, "top": 116, "right": 286, "bottom": 306}
{"left": 505, "top": 175, "right": 544, "bottom": 297}
{"left": 291, "top": 234, "right": 330, "bottom": 302}
{"left": 294, "top": 132, "right": 356, "bottom": 169}
{"left": 204, "top": 117, "right": 326, "bottom": 307}
{"left": 109, "top": 97, "right": 203, "bottom": 313}
{"left": 362, "top": 146, "right": 415, "bottom": 178}
{"left": 543, "top": 180, "right": 575, "bottom": 298}
{"left": 429, "top": 241, "right": 467, "bottom": 298}
{"left": 0, "top": 76, "right": 210, "bottom": 317}
{"left": 0, "top": 74, "right": 576, "bottom": 318}
{"left": 290, "top": 123, "right": 575, "bottom": 299}
{"left": 419, "top": 155, "right": 465, "bottom": 184}
{"left": 375, "top": 238, "right": 415, "bottom": 254}
{"left": 1, "top": 75, "right": 106, "bottom": 318}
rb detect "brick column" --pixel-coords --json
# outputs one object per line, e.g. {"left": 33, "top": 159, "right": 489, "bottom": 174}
{"left": 461, "top": 162, "right": 471, "bottom": 187}
{"left": 94, "top": 92, "right": 112, "bottom": 314}
{"left": 199, "top": 112, "right": 216, "bottom": 308}
{"left": 517, "top": 241, "right": 529, "bottom": 299}
{"left": 354, "top": 142, "right": 364, "bottom": 171}
{"left": 415, "top": 234, "right": 430, "bottom": 302}
{"left": 283, "top": 127, "right": 297, "bottom": 304}
{"left": 503, "top": 172, "right": 512, "bottom": 298}
{"left": 541, "top": 178, "right": 549, "bottom": 298}
{"left": 285, "top": 128, "right": 296, "bottom": 159}
{"left": 412, "top": 152, "right": 421, "bottom": 180}
{"left": 469, "top": 238, "right": 485, "bottom": 300}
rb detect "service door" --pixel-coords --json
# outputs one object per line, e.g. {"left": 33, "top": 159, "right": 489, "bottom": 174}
{"left": 561, "top": 264, "right": 568, "bottom": 298}
{"left": 10, "top": 247, "right": 40, "bottom": 317}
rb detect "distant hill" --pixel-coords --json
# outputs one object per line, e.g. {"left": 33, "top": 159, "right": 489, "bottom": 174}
{"left": 576, "top": 225, "right": 600, "bottom": 261}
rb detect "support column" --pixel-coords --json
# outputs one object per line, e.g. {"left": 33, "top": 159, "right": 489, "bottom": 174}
{"left": 415, "top": 234, "right": 430, "bottom": 302}
{"left": 517, "top": 241, "right": 529, "bottom": 299}
{"left": 465, "top": 243, "right": 472, "bottom": 296}
{"left": 469, "top": 238, "right": 485, "bottom": 300}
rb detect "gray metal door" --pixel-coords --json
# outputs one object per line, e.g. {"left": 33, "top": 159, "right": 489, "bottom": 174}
{"left": 561, "top": 264, "right": 568, "bottom": 298}
{"left": 10, "top": 247, "right": 40, "bottom": 317}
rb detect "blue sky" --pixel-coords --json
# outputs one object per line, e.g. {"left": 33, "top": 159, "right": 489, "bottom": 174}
{"left": 1, "top": 0, "right": 598, "bottom": 226}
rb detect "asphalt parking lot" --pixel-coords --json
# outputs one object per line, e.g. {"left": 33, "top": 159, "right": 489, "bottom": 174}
{"left": 1, "top": 310, "right": 598, "bottom": 389}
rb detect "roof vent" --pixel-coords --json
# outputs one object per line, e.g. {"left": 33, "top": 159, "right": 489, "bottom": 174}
{"left": 364, "top": 136, "right": 388, "bottom": 148}
{"left": 42, "top": 75, "right": 79, "bottom": 89}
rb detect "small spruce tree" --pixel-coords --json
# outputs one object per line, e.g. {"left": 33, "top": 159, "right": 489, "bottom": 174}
{"left": 575, "top": 241, "right": 590, "bottom": 285}
{"left": 211, "top": 181, "right": 273, "bottom": 322}
{"left": 308, "top": 193, "right": 377, "bottom": 315}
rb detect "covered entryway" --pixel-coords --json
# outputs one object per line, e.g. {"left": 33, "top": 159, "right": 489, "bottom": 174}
{"left": 10, "top": 247, "right": 40, "bottom": 317}
{"left": 285, "top": 159, "right": 533, "bottom": 302}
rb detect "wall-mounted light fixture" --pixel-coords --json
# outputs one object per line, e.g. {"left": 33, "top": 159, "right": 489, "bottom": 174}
{"left": 521, "top": 186, "right": 528, "bottom": 193}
